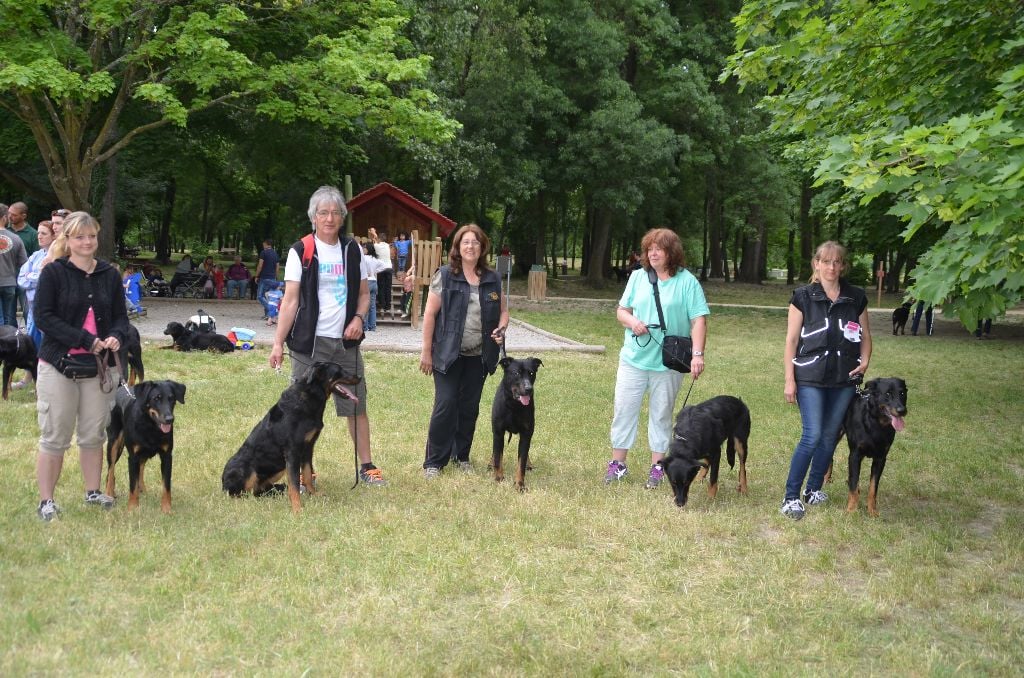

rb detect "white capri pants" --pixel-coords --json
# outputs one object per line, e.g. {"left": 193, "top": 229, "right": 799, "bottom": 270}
{"left": 610, "top": 359, "right": 684, "bottom": 454}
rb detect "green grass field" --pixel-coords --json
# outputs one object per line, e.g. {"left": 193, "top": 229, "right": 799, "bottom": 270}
{"left": 2, "top": 304, "right": 1022, "bottom": 675}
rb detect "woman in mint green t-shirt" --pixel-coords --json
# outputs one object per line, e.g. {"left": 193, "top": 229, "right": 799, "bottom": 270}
{"left": 604, "top": 228, "right": 709, "bottom": 490}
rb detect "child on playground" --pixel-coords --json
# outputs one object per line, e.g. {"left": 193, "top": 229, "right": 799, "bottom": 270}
{"left": 263, "top": 280, "right": 283, "bottom": 325}
{"left": 122, "top": 264, "right": 145, "bottom": 316}
{"left": 400, "top": 264, "right": 416, "bottom": 319}
{"left": 212, "top": 264, "right": 226, "bottom": 299}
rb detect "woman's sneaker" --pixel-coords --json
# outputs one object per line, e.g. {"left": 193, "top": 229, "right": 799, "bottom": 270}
{"left": 604, "top": 460, "right": 627, "bottom": 484}
{"left": 85, "top": 490, "right": 115, "bottom": 509}
{"left": 37, "top": 499, "right": 60, "bottom": 522}
{"left": 802, "top": 490, "right": 828, "bottom": 506}
{"left": 644, "top": 463, "right": 665, "bottom": 489}
{"left": 780, "top": 498, "right": 806, "bottom": 520}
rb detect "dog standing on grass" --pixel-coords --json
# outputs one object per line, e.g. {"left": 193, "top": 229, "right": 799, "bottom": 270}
{"left": 0, "top": 326, "right": 37, "bottom": 400}
{"left": 892, "top": 302, "right": 913, "bottom": 335}
{"left": 840, "top": 377, "right": 908, "bottom": 516}
{"left": 105, "top": 380, "right": 187, "bottom": 513}
{"left": 661, "top": 396, "right": 751, "bottom": 508}
{"left": 491, "top": 356, "right": 543, "bottom": 491}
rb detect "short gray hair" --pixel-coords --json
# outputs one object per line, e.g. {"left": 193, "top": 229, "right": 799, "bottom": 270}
{"left": 307, "top": 185, "right": 348, "bottom": 227}
{"left": 0, "top": 203, "right": 7, "bottom": 221}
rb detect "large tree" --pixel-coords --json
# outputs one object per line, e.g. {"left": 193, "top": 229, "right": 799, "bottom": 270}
{"left": 0, "top": 0, "right": 457, "bottom": 256}
{"left": 725, "top": 0, "right": 1024, "bottom": 328}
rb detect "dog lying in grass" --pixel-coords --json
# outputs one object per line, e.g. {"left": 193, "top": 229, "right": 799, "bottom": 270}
{"left": 661, "top": 395, "right": 750, "bottom": 508}
{"left": 163, "top": 321, "right": 235, "bottom": 353}
{"left": 221, "top": 362, "right": 360, "bottom": 513}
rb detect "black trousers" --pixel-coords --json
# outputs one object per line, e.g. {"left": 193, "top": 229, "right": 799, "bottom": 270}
{"left": 377, "top": 269, "right": 393, "bottom": 312}
{"left": 424, "top": 354, "right": 487, "bottom": 469}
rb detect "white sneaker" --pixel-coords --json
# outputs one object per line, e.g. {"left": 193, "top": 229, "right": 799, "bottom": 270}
{"left": 802, "top": 490, "right": 828, "bottom": 506}
{"left": 780, "top": 498, "right": 806, "bottom": 520}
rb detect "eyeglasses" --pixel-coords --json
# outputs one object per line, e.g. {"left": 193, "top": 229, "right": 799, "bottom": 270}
{"left": 818, "top": 259, "right": 843, "bottom": 267}
{"left": 461, "top": 240, "right": 482, "bottom": 248}
{"left": 315, "top": 210, "right": 344, "bottom": 218}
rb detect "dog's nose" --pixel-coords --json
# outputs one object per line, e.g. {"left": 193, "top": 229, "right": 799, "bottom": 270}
{"left": 165, "top": 415, "right": 174, "bottom": 424}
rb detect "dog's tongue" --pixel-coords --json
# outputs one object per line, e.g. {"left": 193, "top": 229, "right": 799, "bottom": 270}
{"left": 518, "top": 395, "right": 531, "bottom": 406}
{"left": 889, "top": 414, "right": 905, "bottom": 432}
{"left": 160, "top": 423, "right": 173, "bottom": 434}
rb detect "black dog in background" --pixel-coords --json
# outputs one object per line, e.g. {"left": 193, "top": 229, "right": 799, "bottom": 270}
{"left": 661, "top": 396, "right": 751, "bottom": 508}
{"left": 105, "top": 380, "right": 186, "bottom": 513}
{"left": 891, "top": 301, "right": 913, "bottom": 335}
{"left": 841, "top": 377, "right": 908, "bottom": 517}
{"left": 491, "top": 356, "right": 543, "bottom": 491}
{"left": 163, "top": 321, "right": 235, "bottom": 353}
{"left": 222, "top": 362, "right": 360, "bottom": 513}
{"left": 0, "top": 326, "right": 37, "bottom": 400}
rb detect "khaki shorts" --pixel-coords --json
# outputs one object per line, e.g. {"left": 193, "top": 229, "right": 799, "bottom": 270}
{"left": 289, "top": 337, "right": 367, "bottom": 417}
{"left": 36, "top": 360, "right": 116, "bottom": 454}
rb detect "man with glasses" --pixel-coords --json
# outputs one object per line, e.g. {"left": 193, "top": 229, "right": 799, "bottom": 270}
{"left": 268, "top": 185, "right": 388, "bottom": 488}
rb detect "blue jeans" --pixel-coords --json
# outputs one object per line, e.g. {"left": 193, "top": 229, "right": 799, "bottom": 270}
{"left": 257, "top": 278, "right": 275, "bottom": 315}
{"left": 366, "top": 280, "right": 378, "bottom": 330}
{"left": 0, "top": 285, "right": 17, "bottom": 327}
{"left": 784, "top": 385, "right": 856, "bottom": 500}
{"left": 226, "top": 279, "right": 248, "bottom": 300}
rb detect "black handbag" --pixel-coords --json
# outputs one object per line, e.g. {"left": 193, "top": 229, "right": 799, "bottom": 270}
{"left": 55, "top": 352, "right": 101, "bottom": 380}
{"left": 647, "top": 269, "right": 692, "bottom": 374}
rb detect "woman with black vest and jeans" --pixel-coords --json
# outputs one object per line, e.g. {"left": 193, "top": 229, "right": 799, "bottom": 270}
{"left": 269, "top": 185, "right": 387, "bottom": 487}
{"left": 781, "top": 241, "right": 871, "bottom": 520}
{"left": 419, "top": 223, "right": 509, "bottom": 477}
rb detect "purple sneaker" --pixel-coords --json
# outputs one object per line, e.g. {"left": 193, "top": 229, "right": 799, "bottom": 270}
{"left": 644, "top": 463, "right": 665, "bottom": 490}
{"left": 604, "top": 460, "right": 627, "bottom": 484}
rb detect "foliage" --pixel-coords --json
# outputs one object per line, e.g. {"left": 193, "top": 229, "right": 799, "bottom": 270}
{"left": 0, "top": 0, "right": 457, "bottom": 236}
{"left": 725, "top": 0, "right": 1024, "bottom": 328}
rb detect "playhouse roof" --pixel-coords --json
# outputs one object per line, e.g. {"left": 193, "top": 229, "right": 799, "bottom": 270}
{"left": 347, "top": 182, "right": 457, "bottom": 237}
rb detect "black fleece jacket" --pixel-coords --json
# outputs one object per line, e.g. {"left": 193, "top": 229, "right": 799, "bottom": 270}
{"left": 35, "top": 257, "right": 130, "bottom": 366}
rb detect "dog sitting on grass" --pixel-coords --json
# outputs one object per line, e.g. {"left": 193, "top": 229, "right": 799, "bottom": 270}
{"left": 221, "top": 362, "right": 360, "bottom": 513}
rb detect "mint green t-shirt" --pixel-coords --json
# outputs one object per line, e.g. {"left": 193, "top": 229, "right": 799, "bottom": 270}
{"left": 618, "top": 268, "right": 710, "bottom": 371}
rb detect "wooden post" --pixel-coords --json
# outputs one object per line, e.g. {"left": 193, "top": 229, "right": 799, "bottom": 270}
{"left": 430, "top": 179, "right": 441, "bottom": 240}
{"left": 876, "top": 262, "right": 885, "bottom": 307}
{"left": 527, "top": 267, "right": 547, "bottom": 301}
{"left": 344, "top": 175, "right": 353, "bottom": 236}
{"left": 410, "top": 236, "right": 443, "bottom": 330}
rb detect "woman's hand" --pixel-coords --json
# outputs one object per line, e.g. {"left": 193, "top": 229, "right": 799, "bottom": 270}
{"left": 491, "top": 326, "right": 506, "bottom": 345}
{"left": 419, "top": 349, "right": 433, "bottom": 375}
{"left": 690, "top": 355, "right": 704, "bottom": 380}
{"left": 784, "top": 379, "right": 797, "bottom": 404}
{"left": 628, "top": 316, "right": 648, "bottom": 336}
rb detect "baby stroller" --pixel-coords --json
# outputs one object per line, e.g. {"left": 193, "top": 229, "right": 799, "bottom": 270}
{"left": 185, "top": 309, "right": 217, "bottom": 333}
{"left": 172, "top": 271, "right": 209, "bottom": 299}
{"left": 143, "top": 264, "right": 171, "bottom": 297}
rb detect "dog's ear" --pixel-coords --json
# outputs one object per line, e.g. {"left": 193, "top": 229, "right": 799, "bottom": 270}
{"left": 134, "top": 381, "right": 153, "bottom": 404}
{"left": 529, "top": 357, "right": 543, "bottom": 371}
{"left": 305, "top": 362, "right": 328, "bottom": 384}
{"left": 499, "top": 357, "right": 512, "bottom": 370}
{"left": 171, "top": 381, "right": 186, "bottom": 404}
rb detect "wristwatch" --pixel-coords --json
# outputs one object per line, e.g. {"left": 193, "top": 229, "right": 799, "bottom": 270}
{"left": 692, "top": 350, "right": 704, "bottom": 357}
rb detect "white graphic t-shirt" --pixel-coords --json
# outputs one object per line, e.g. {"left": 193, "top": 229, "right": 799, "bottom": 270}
{"left": 284, "top": 236, "right": 368, "bottom": 339}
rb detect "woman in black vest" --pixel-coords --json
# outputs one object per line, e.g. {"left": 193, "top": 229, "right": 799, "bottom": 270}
{"left": 781, "top": 241, "right": 872, "bottom": 520}
{"left": 419, "top": 223, "right": 509, "bottom": 477}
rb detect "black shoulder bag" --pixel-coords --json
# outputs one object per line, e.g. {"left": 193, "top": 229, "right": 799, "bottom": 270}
{"left": 647, "top": 269, "right": 692, "bottom": 374}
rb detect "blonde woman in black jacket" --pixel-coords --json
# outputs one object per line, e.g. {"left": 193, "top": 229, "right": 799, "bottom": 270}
{"left": 33, "top": 212, "right": 129, "bottom": 521}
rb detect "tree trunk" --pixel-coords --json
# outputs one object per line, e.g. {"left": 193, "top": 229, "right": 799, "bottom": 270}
{"left": 586, "top": 207, "right": 613, "bottom": 285}
{"left": 799, "top": 177, "right": 813, "bottom": 280}
{"left": 707, "top": 174, "right": 723, "bottom": 279}
{"left": 99, "top": 154, "right": 118, "bottom": 261}
{"left": 156, "top": 177, "right": 176, "bottom": 264}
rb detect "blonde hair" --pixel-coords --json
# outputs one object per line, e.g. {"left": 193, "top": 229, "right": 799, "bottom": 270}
{"left": 49, "top": 211, "right": 100, "bottom": 259}
{"left": 809, "top": 241, "right": 849, "bottom": 283}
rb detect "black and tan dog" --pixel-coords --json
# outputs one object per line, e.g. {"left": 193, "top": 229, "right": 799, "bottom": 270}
{"left": 105, "top": 380, "right": 187, "bottom": 513}
{"left": 491, "top": 356, "right": 543, "bottom": 491}
{"left": 841, "top": 377, "right": 908, "bottom": 516}
{"left": 0, "top": 326, "right": 37, "bottom": 400}
{"left": 221, "top": 362, "right": 360, "bottom": 513}
{"left": 892, "top": 301, "right": 913, "bottom": 335}
{"left": 163, "top": 321, "right": 235, "bottom": 353}
{"left": 661, "top": 395, "right": 751, "bottom": 508}
{"left": 119, "top": 323, "right": 145, "bottom": 385}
